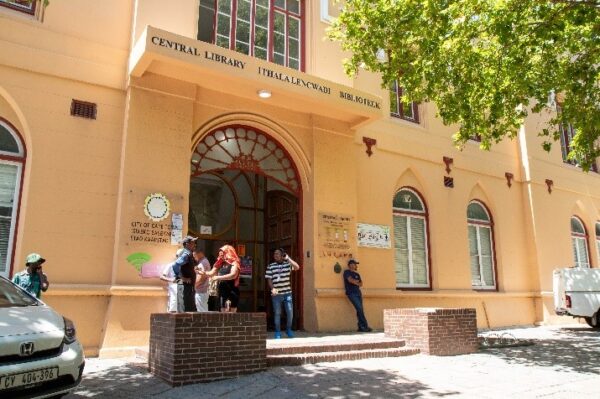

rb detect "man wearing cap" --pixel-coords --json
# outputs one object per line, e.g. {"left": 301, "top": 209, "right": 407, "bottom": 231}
{"left": 343, "top": 259, "right": 372, "bottom": 332}
{"left": 12, "top": 253, "right": 49, "bottom": 298}
{"left": 173, "top": 236, "right": 198, "bottom": 312}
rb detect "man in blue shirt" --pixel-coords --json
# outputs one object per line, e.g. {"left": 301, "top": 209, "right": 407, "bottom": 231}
{"left": 173, "top": 236, "right": 198, "bottom": 312}
{"left": 12, "top": 253, "right": 49, "bottom": 298}
{"left": 343, "top": 259, "right": 372, "bottom": 332}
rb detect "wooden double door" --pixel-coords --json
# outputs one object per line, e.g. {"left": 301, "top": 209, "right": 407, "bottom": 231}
{"left": 265, "top": 190, "right": 301, "bottom": 331}
{"left": 189, "top": 173, "right": 301, "bottom": 329}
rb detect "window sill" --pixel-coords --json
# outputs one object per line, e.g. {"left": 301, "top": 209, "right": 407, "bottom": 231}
{"left": 388, "top": 115, "right": 426, "bottom": 131}
{"left": 396, "top": 286, "right": 432, "bottom": 291}
{"left": 561, "top": 161, "right": 599, "bottom": 174}
{"left": 0, "top": 4, "right": 40, "bottom": 22}
{"left": 390, "top": 114, "right": 419, "bottom": 125}
{"left": 472, "top": 287, "right": 498, "bottom": 292}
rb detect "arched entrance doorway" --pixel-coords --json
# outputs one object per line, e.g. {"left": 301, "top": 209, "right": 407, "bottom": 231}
{"left": 189, "top": 125, "right": 302, "bottom": 329}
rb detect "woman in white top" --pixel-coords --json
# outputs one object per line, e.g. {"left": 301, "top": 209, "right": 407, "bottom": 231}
{"left": 160, "top": 248, "right": 184, "bottom": 312}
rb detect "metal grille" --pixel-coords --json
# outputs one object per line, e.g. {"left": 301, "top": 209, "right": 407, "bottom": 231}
{"left": 70, "top": 100, "right": 97, "bottom": 120}
{"left": 0, "top": 344, "right": 63, "bottom": 364}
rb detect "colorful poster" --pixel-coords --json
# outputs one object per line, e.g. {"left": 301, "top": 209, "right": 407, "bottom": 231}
{"left": 357, "top": 223, "right": 391, "bottom": 248}
{"left": 240, "top": 256, "right": 252, "bottom": 278}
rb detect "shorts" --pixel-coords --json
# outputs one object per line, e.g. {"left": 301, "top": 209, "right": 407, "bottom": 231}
{"left": 218, "top": 283, "right": 240, "bottom": 309}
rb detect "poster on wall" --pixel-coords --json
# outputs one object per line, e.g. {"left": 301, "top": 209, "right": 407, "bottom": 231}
{"left": 240, "top": 255, "right": 252, "bottom": 278}
{"left": 318, "top": 212, "right": 355, "bottom": 259}
{"left": 357, "top": 223, "right": 391, "bottom": 248}
{"left": 125, "top": 190, "right": 183, "bottom": 279}
{"left": 170, "top": 213, "right": 183, "bottom": 245}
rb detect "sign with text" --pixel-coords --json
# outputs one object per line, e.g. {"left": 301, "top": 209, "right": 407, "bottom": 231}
{"left": 126, "top": 190, "right": 184, "bottom": 248}
{"left": 318, "top": 212, "right": 356, "bottom": 259}
{"left": 357, "top": 223, "right": 391, "bottom": 249}
{"left": 132, "top": 27, "right": 383, "bottom": 119}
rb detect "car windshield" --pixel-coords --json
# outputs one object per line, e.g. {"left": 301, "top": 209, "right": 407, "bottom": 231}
{"left": 0, "top": 277, "right": 39, "bottom": 307}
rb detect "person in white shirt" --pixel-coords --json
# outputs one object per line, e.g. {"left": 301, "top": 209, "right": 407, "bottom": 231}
{"left": 160, "top": 248, "right": 184, "bottom": 312}
{"left": 194, "top": 249, "right": 212, "bottom": 312}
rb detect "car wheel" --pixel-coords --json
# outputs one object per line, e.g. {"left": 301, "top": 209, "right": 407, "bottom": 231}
{"left": 584, "top": 312, "right": 600, "bottom": 329}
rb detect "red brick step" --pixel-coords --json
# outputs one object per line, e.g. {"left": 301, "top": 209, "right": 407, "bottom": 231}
{"left": 267, "top": 337, "right": 406, "bottom": 356}
{"left": 267, "top": 347, "right": 420, "bottom": 367}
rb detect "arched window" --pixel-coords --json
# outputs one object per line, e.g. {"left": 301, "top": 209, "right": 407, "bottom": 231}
{"left": 0, "top": 120, "right": 25, "bottom": 278}
{"left": 191, "top": 126, "right": 300, "bottom": 194}
{"left": 467, "top": 201, "right": 496, "bottom": 289}
{"left": 393, "top": 188, "right": 430, "bottom": 288}
{"left": 571, "top": 216, "right": 590, "bottom": 268}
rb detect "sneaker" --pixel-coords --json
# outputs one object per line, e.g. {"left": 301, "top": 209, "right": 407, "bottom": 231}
{"left": 274, "top": 332, "right": 281, "bottom": 339}
{"left": 286, "top": 329, "right": 294, "bottom": 338}
{"left": 359, "top": 327, "right": 373, "bottom": 332}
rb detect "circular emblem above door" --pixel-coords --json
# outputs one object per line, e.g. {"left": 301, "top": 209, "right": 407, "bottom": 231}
{"left": 144, "top": 193, "right": 171, "bottom": 222}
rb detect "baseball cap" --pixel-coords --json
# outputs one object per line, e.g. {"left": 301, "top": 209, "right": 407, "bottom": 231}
{"left": 182, "top": 236, "right": 198, "bottom": 245}
{"left": 347, "top": 259, "right": 360, "bottom": 265}
{"left": 26, "top": 253, "right": 46, "bottom": 265}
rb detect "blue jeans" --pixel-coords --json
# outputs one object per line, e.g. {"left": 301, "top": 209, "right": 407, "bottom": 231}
{"left": 272, "top": 293, "right": 293, "bottom": 332}
{"left": 347, "top": 293, "right": 369, "bottom": 330}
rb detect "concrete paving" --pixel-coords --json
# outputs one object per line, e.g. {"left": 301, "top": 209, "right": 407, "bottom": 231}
{"left": 65, "top": 324, "right": 600, "bottom": 398}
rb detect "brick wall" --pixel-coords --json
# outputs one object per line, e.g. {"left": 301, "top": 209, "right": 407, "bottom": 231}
{"left": 383, "top": 308, "right": 478, "bottom": 356}
{"left": 149, "top": 312, "right": 267, "bottom": 386}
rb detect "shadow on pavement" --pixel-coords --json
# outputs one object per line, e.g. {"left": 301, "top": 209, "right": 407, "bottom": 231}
{"left": 483, "top": 326, "right": 600, "bottom": 375}
{"left": 269, "top": 365, "right": 459, "bottom": 399}
{"left": 66, "top": 360, "right": 459, "bottom": 399}
{"left": 65, "top": 361, "right": 171, "bottom": 398}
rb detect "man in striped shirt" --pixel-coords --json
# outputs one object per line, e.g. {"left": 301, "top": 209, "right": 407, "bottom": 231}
{"left": 265, "top": 248, "right": 300, "bottom": 339}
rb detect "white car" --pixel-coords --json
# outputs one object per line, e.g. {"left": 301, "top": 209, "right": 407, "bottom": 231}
{"left": 0, "top": 276, "right": 85, "bottom": 398}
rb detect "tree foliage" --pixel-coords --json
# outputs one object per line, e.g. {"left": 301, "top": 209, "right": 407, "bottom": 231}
{"left": 328, "top": 0, "right": 600, "bottom": 170}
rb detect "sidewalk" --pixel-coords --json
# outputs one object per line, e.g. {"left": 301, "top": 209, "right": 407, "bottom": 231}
{"left": 65, "top": 324, "right": 600, "bottom": 398}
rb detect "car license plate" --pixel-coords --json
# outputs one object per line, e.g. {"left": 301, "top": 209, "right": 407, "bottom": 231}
{"left": 0, "top": 367, "right": 59, "bottom": 390}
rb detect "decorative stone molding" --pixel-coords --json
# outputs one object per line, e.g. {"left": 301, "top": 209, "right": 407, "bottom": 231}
{"left": 443, "top": 156, "right": 453, "bottom": 174}
{"left": 545, "top": 179, "right": 554, "bottom": 194}
{"left": 363, "top": 136, "right": 377, "bottom": 157}
{"left": 505, "top": 172, "right": 514, "bottom": 188}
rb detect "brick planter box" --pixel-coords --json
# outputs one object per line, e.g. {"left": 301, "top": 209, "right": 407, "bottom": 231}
{"left": 384, "top": 308, "right": 478, "bottom": 356}
{"left": 149, "top": 312, "right": 267, "bottom": 386}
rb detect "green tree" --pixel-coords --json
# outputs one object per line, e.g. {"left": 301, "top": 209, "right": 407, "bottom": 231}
{"left": 328, "top": 0, "right": 600, "bottom": 170}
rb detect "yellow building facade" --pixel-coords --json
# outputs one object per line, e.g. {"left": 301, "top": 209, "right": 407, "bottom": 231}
{"left": 0, "top": 0, "right": 598, "bottom": 357}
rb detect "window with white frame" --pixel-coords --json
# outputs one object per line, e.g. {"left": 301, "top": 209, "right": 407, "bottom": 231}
{"left": 0, "top": 120, "right": 25, "bottom": 278}
{"left": 198, "top": 0, "right": 303, "bottom": 70}
{"left": 393, "top": 188, "right": 430, "bottom": 288}
{"left": 467, "top": 201, "right": 496, "bottom": 289}
{"left": 571, "top": 216, "right": 590, "bottom": 268}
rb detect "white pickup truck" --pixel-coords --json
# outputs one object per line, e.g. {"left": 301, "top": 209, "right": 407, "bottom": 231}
{"left": 553, "top": 267, "right": 600, "bottom": 328}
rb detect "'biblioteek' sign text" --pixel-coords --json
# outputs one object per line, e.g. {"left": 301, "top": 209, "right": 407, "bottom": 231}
{"left": 149, "top": 35, "right": 381, "bottom": 111}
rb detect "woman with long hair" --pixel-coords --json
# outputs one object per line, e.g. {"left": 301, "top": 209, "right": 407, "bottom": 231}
{"left": 201, "top": 245, "right": 241, "bottom": 313}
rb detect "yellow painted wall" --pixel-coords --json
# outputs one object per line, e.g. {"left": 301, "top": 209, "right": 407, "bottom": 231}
{"left": 0, "top": 0, "right": 598, "bottom": 356}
